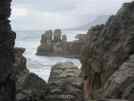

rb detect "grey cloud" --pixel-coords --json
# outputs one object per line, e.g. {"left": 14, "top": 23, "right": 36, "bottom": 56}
{"left": 12, "top": 0, "right": 78, "bottom": 13}
{"left": 11, "top": 0, "right": 133, "bottom": 30}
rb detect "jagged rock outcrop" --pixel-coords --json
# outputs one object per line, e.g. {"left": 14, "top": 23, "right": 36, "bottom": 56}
{"left": 14, "top": 47, "right": 47, "bottom": 101}
{"left": 100, "top": 55, "right": 134, "bottom": 101}
{"left": 37, "top": 29, "right": 87, "bottom": 58}
{"left": 0, "top": 0, "right": 16, "bottom": 100}
{"left": 81, "top": 1, "right": 134, "bottom": 101}
{"left": 46, "top": 62, "right": 83, "bottom": 101}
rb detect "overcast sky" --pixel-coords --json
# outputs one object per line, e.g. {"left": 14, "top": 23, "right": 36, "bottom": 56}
{"left": 10, "top": 0, "right": 132, "bottom": 31}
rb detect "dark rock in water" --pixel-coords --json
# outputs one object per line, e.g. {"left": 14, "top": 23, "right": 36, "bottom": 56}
{"left": 37, "top": 29, "right": 87, "bottom": 58}
{"left": 46, "top": 62, "right": 83, "bottom": 101}
{"left": 0, "top": 0, "right": 16, "bottom": 101}
{"left": 14, "top": 47, "right": 47, "bottom": 101}
{"left": 80, "top": 1, "right": 134, "bottom": 101}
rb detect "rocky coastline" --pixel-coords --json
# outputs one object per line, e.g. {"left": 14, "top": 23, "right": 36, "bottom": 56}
{"left": 15, "top": 48, "right": 83, "bottom": 101}
{"left": 15, "top": 46, "right": 132, "bottom": 101}
{"left": 12, "top": 1, "right": 134, "bottom": 101}
{"left": 0, "top": 0, "right": 134, "bottom": 101}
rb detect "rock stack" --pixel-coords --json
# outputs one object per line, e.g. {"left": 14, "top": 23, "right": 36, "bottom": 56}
{"left": 80, "top": 1, "right": 134, "bottom": 101}
{"left": 37, "top": 29, "right": 87, "bottom": 58}
{"left": 53, "top": 29, "right": 62, "bottom": 42}
{"left": 37, "top": 29, "right": 67, "bottom": 56}
{"left": 46, "top": 62, "right": 83, "bottom": 101}
{"left": 0, "top": 0, "right": 16, "bottom": 101}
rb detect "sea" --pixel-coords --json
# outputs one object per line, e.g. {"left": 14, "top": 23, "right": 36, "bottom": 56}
{"left": 15, "top": 30, "right": 86, "bottom": 81}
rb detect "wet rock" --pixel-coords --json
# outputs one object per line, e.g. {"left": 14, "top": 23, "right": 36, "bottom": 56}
{"left": 46, "top": 62, "right": 83, "bottom": 101}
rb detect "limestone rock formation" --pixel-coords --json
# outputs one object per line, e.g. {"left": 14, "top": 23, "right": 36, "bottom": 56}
{"left": 53, "top": 29, "right": 62, "bottom": 42}
{"left": 61, "top": 39, "right": 86, "bottom": 58}
{"left": 62, "top": 34, "right": 67, "bottom": 42}
{"left": 37, "top": 30, "right": 53, "bottom": 54}
{"left": 41, "top": 30, "right": 53, "bottom": 44}
{"left": 37, "top": 29, "right": 64, "bottom": 56}
{"left": 46, "top": 62, "right": 83, "bottom": 101}
{"left": 14, "top": 47, "right": 47, "bottom": 101}
{"left": 101, "top": 55, "right": 134, "bottom": 101}
{"left": 0, "top": 0, "right": 16, "bottom": 100}
{"left": 80, "top": 1, "right": 134, "bottom": 101}
{"left": 37, "top": 29, "right": 87, "bottom": 58}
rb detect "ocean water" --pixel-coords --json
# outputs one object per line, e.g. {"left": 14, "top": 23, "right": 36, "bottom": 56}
{"left": 15, "top": 30, "right": 86, "bottom": 81}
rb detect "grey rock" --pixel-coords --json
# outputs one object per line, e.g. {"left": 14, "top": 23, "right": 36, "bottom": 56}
{"left": 46, "top": 62, "right": 83, "bottom": 101}
{"left": 14, "top": 47, "right": 47, "bottom": 101}
{"left": 100, "top": 54, "right": 134, "bottom": 100}
{"left": 80, "top": 1, "right": 134, "bottom": 101}
{"left": 37, "top": 29, "right": 87, "bottom": 58}
{"left": 53, "top": 29, "right": 62, "bottom": 42}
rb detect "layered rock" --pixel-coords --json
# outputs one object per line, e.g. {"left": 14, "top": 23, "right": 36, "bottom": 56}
{"left": 37, "top": 29, "right": 65, "bottom": 56}
{"left": 14, "top": 47, "right": 47, "bottom": 101}
{"left": 0, "top": 0, "right": 16, "bottom": 100}
{"left": 46, "top": 62, "right": 83, "bottom": 101}
{"left": 53, "top": 29, "right": 62, "bottom": 42}
{"left": 80, "top": 1, "right": 134, "bottom": 101}
{"left": 37, "top": 29, "right": 87, "bottom": 58}
{"left": 100, "top": 55, "right": 134, "bottom": 100}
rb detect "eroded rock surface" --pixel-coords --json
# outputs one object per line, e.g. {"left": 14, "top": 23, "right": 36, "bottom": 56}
{"left": 101, "top": 55, "right": 134, "bottom": 100}
{"left": 80, "top": 1, "right": 134, "bottom": 101}
{"left": 46, "top": 62, "right": 83, "bottom": 101}
{"left": 14, "top": 47, "right": 47, "bottom": 101}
